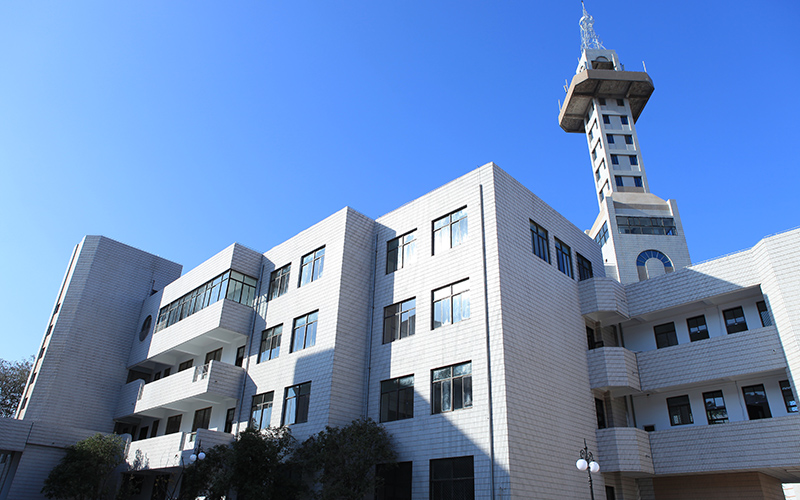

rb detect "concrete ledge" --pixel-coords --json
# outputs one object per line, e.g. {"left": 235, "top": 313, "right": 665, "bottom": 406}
{"left": 596, "top": 427, "right": 654, "bottom": 475}
{"left": 578, "top": 277, "right": 629, "bottom": 323}
{"left": 587, "top": 347, "right": 640, "bottom": 395}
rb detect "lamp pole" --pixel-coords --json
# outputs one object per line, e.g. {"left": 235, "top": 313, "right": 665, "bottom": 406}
{"left": 575, "top": 439, "right": 600, "bottom": 500}
{"left": 167, "top": 439, "right": 205, "bottom": 500}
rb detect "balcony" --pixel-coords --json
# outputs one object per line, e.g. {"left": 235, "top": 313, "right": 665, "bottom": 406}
{"left": 648, "top": 415, "right": 800, "bottom": 482}
{"left": 125, "top": 428, "right": 234, "bottom": 470}
{"left": 637, "top": 326, "right": 784, "bottom": 392}
{"left": 116, "top": 361, "right": 244, "bottom": 419}
{"left": 596, "top": 427, "right": 654, "bottom": 476}
{"left": 587, "top": 347, "right": 640, "bottom": 396}
{"left": 136, "top": 299, "right": 253, "bottom": 364}
{"left": 578, "top": 277, "right": 629, "bottom": 324}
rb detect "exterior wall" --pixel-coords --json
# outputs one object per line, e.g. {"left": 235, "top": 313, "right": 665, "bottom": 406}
{"left": 653, "top": 472, "right": 785, "bottom": 500}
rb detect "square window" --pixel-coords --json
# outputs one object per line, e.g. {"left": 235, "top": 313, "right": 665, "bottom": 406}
{"left": 742, "top": 384, "right": 771, "bottom": 420}
{"left": 606, "top": 134, "right": 615, "bottom": 144}
{"left": 251, "top": 392, "right": 274, "bottom": 430}
{"left": 611, "top": 155, "right": 619, "bottom": 165}
{"left": 165, "top": 414, "right": 182, "bottom": 434}
{"left": 723, "top": 306, "right": 748, "bottom": 334}
{"left": 555, "top": 238, "right": 573, "bottom": 278}
{"left": 602, "top": 114, "right": 610, "bottom": 124}
{"left": 192, "top": 407, "right": 212, "bottom": 432}
{"left": 667, "top": 395, "right": 693, "bottom": 426}
{"left": 282, "top": 382, "right": 311, "bottom": 425}
{"left": 616, "top": 99, "right": 624, "bottom": 106}
{"left": 577, "top": 253, "right": 593, "bottom": 281}
{"left": 654, "top": 322, "right": 678, "bottom": 348}
{"left": 178, "top": 359, "right": 193, "bottom": 372}
{"left": 530, "top": 221, "right": 550, "bottom": 263}
{"left": 686, "top": 315, "right": 709, "bottom": 342}
{"left": 430, "top": 456, "right": 474, "bottom": 500}
{"left": 387, "top": 231, "right": 417, "bottom": 274}
{"left": 624, "top": 135, "right": 633, "bottom": 145}
{"left": 291, "top": 312, "right": 318, "bottom": 352}
{"left": 432, "top": 281, "right": 470, "bottom": 329}
{"left": 383, "top": 299, "right": 416, "bottom": 344}
{"left": 634, "top": 176, "right": 643, "bottom": 187}
{"left": 376, "top": 462, "right": 412, "bottom": 500}
{"left": 380, "top": 375, "right": 414, "bottom": 422}
{"left": 299, "top": 247, "right": 325, "bottom": 287}
{"left": 259, "top": 325, "right": 282, "bottom": 362}
{"left": 620, "top": 115, "right": 629, "bottom": 125}
{"left": 780, "top": 380, "right": 798, "bottom": 413}
{"left": 757, "top": 301, "right": 772, "bottom": 327}
{"left": 703, "top": 390, "right": 728, "bottom": 424}
{"left": 268, "top": 264, "right": 291, "bottom": 300}
{"left": 598, "top": 98, "right": 606, "bottom": 105}
{"left": 433, "top": 208, "right": 468, "bottom": 254}
{"left": 614, "top": 176, "right": 623, "bottom": 187}
{"left": 204, "top": 348, "right": 222, "bottom": 365}
{"left": 432, "top": 362, "right": 472, "bottom": 414}
{"left": 629, "top": 155, "right": 638, "bottom": 166}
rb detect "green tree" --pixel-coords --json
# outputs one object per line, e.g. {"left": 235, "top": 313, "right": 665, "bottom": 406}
{"left": 0, "top": 356, "right": 33, "bottom": 417}
{"left": 297, "top": 418, "right": 396, "bottom": 500}
{"left": 41, "top": 433, "right": 126, "bottom": 500}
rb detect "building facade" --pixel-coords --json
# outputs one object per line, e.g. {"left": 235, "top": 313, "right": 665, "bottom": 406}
{"left": 1, "top": 6, "right": 799, "bottom": 500}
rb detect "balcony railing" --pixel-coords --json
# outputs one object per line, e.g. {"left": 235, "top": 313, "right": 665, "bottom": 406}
{"left": 116, "top": 361, "right": 244, "bottom": 419}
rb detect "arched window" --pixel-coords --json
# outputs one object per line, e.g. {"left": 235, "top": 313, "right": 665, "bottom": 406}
{"left": 139, "top": 315, "right": 152, "bottom": 342}
{"left": 636, "top": 250, "right": 673, "bottom": 281}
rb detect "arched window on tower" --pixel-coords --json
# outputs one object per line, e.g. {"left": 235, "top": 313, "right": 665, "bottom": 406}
{"left": 636, "top": 250, "right": 673, "bottom": 281}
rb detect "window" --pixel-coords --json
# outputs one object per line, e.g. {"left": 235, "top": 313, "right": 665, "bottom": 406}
{"left": 430, "top": 456, "right": 474, "bottom": 500}
{"left": 620, "top": 115, "right": 629, "bottom": 125}
{"left": 383, "top": 299, "right": 416, "bottom": 344}
{"left": 611, "top": 155, "right": 619, "bottom": 165}
{"left": 757, "top": 301, "right": 772, "bottom": 327}
{"left": 300, "top": 247, "right": 325, "bottom": 286}
{"left": 387, "top": 231, "right": 417, "bottom": 274}
{"left": 595, "top": 398, "right": 607, "bottom": 429}
{"left": 259, "top": 325, "right": 282, "bottom": 362}
{"left": 155, "top": 270, "right": 258, "bottom": 332}
{"left": 614, "top": 176, "right": 623, "bottom": 187}
{"left": 432, "top": 362, "right": 472, "bottom": 414}
{"left": 530, "top": 221, "right": 550, "bottom": 262}
{"left": 686, "top": 315, "right": 709, "bottom": 342}
{"left": 606, "top": 134, "right": 615, "bottom": 144}
{"left": 780, "top": 380, "right": 797, "bottom": 413}
{"left": 235, "top": 345, "right": 245, "bottom": 367}
{"left": 624, "top": 135, "right": 633, "bottom": 145}
{"left": 375, "top": 462, "right": 412, "bottom": 500}
{"left": 433, "top": 208, "right": 468, "bottom": 254}
{"left": 577, "top": 253, "right": 593, "bottom": 281}
{"left": 204, "top": 348, "right": 222, "bottom": 365}
{"left": 586, "top": 326, "right": 599, "bottom": 350}
{"left": 594, "top": 222, "right": 609, "bottom": 247}
{"left": 591, "top": 149, "right": 597, "bottom": 161}
{"left": 432, "top": 281, "right": 470, "bottom": 329}
{"left": 282, "top": 382, "right": 311, "bottom": 425}
{"left": 616, "top": 98, "right": 624, "bottom": 106}
{"left": 629, "top": 155, "right": 638, "bottom": 166}
{"left": 163, "top": 367, "right": 171, "bottom": 377}
{"left": 703, "top": 391, "right": 728, "bottom": 424}
{"left": 617, "top": 216, "right": 677, "bottom": 235}
{"left": 192, "top": 407, "right": 212, "bottom": 432}
{"left": 150, "top": 420, "right": 159, "bottom": 438}
{"left": 165, "top": 415, "right": 182, "bottom": 435}
{"left": 555, "top": 239, "right": 573, "bottom": 278}
{"left": 723, "top": 307, "right": 747, "bottom": 334}
{"left": 633, "top": 176, "right": 643, "bottom": 187}
{"left": 654, "top": 322, "right": 678, "bottom": 349}
{"left": 292, "top": 312, "right": 318, "bottom": 352}
{"left": 139, "top": 316, "right": 152, "bottom": 342}
{"left": 224, "top": 408, "right": 235, "bottom": 433}
{"left": 606, "top": 486, "right": 617, "bottom": 500}
{"left": 380, "top": 375, "right": 414, "bottom": 422}
{"left": 178, "top": 360, "right": 194, "bottom": 372}
{"left": 602, "top": 114, "right": 610, "bottom": 124}
{"left": 599, "top": 98, "right": 606, "bottom": 105}
{"left": 268, "top": 264, "right": 291, "bottom": 300}
{"left": 667, "top": 395, "right": 693, "bottom": 426}
{"left": 251, "top": 392, "right": 274, "bottom": 429}
{"left": 742, "top": 384, "right": 771, "bottom": 419}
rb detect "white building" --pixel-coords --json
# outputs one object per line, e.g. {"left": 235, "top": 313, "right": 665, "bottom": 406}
{"left": 1, "top": 6, "right": 798, "bottom": 500}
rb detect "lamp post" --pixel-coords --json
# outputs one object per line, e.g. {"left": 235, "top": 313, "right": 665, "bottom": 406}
{"left": 575, "top": 439, "right": 600, "bottom": 500}
{"left": 167, "top": 439, "right": 205, "bottom": 500}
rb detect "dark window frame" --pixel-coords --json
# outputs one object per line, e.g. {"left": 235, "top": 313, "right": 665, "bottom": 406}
{"left": 386, "top": 231, "right": 417, "bottom": 274}
{"left": 299, "top": 247, "right": 325, "bottom": 287}
{"left": 432, "top": 208, "right": 468, "bottom": 255}
{"left": 432, "top": 281, "right": 470, "bottom": 330}
{"left": 291, "top": 311, "right": 318, "bottom": 353}
{"left": 530, "top": 221, "right": 550, "bottom": 263}
{"left": 742, "top": 384, "right": 772, "bottom": 420}
{"left": 431, "top": 361, "right": 473, "bottom": 414}
{"left": 251, "top": 392, "right": 274, "bottom": 430}
{"left": 723, "top": 306, "right": 748, "bottom": 334}
{"left": 577, "top": 253, "right": 593, "bottom": 281}
{"left": 780, "top": 380, "right": 798, "bottom": 413}
{"left": 383, "top": 298, "right": 416, "bottom": 344}
{"left": 654, "top": 322, "right": 678, "bottom": 349}
{"left": 757, "top": 301, "right": 772, "bottom": 327}
{"left": 282, "top": 382, "right": 311, "bottom": 425}
{"left": 380, "top": 375, "right": 414, "bottom": 423}
{"left": 554, "top": 238, "right": 573, "bottom": 278}
{"left": 667, "top": 395, "right": 693, "bottom": 426}
{"left": 268, "top": 264, "right": 291, "bottom": 300}
{"left": 686, "top": 315, "right": 709, "bottom": 342}
{"left": 430, "top": 456, "right": 474, "bottom": 500}
{"left": 703, "top": 390, "right": 729, "bottom": 424}
{"left": 259, "top": 325, "right": 282, "bottom": 362}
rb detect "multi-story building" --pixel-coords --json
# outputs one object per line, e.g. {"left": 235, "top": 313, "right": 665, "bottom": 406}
{"left": 1, "top": 5, "right": 798, "bottom": 500}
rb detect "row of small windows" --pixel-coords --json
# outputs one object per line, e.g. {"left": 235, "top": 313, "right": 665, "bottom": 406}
{"left": 666, "top": 380, "right": 796, "bottom": 427}
{"left": 606, "top": 134, "right": 633, "bottom": 145}
{"left": 610, "top": 154, "right": 638, "bottom": 166}
{"left": 598, "top": 98, "right": 626, "bottom": 107}
{"left": 375, "top": 456, "right": 475, "bottom": 500}
{"left": 380, "top": 361, "right": 473, "bottom": 423}
{"left": 602, "top": 113, "right": 629, "bottom": 125}
{"left": 530, "top": 221, "right": 594, "bottom": 281}
{"left": 654, "top": 303, "right": 771, "bottom": 349}
{"left": 617, "top": 216, "right": 676, "bottom": 236}
{"left": 594, "top": 222, "right": 609, "bottom": 247}
{"left": 267, "top": 246, "right": 326, "bottom": 301}
{"left": 615, "top": 175, "right": 642, "bottom": 188}
{"left": 258, "top": 311, "right": 318, "bottom": 363}
{"left": 155, "top": 270, "right": 258, "bottom": 333}
{"left": 250, "top": 381, "right": 312, "bottom": 430}
{"left": 386, "top": 207, "right": 468, "bottom": 275}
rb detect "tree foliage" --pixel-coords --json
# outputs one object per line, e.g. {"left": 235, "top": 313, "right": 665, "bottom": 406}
{"left": 0, "top": 356, "right": 33, "bottom": 417}
{"left": 42, "top": 433, "right": 126, "bottom": 500}
{"left": 297, "top": 418, "right": 396, "bottom": 500}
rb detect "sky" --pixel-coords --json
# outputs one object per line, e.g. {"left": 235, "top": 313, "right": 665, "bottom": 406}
{"left": 0, "top": 1, "right": 797, "bottom": 362}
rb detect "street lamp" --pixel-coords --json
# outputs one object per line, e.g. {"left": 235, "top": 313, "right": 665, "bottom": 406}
{"left": 575, "top": 439, "right": 600, "bottom": 500}
{"left": 167, "top": 439, "right": 205, "bottom": 500}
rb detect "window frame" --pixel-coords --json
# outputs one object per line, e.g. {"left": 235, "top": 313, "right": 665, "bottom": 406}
{"left": 259, "top": 325, "right": 282, "bottom": 362}
{"left": 268, "top": 264, "right": 291, "bottom": 300}
{"left": 383, "top": 298, "right": 416, "bottom": 344}
{"left": 431, "top": 361, "right": 473, "bottom": 414}
{"left": 530, "top": 221, "right": 550, "bottom": 263}
{"left": 251, "top": 392, "right": 274, "bottom": 430}
{"left": 430, "top": 456, "right": 474, "bottom": 500}
{"left": 780, "top": 380, "right": 798, "bottom": 413}
{"left": 723, "top": 306, "right": 748, "bottom": 334}
{"left": 702, "top": 390, "right": 729, "bottom": 424}
{"left": 386, "top": 231, "right": 417, "bottom": 274}
{"left": 432, "top": 280, "right": 470, "bottom": 330}
{"left": 432, "top": 208, "right": 468, "bottom": 255}
{"left": 686, "top": 315, "right": 709, "bottom": 342}
{"left": 577, "top": 253, "right": 593, "bottom": 281}
{"left": 191, "top": 407, "right": 212, "bottom": 433}
{"left": 742, "top": 384, "right": 772, "bottom": 420}
{"left": 757, "top": 300, "right": 772, "bottom": 327}
{"left": 554, "top": 238, "right": 573, "bottom": 278}
{"left": 291, "top": 312, "right": 318, "bottom": 353}
{"left": 299, "top": 247, "right": 325, "bottom": 287}
{"left": 282, "top": 382, "right": 311, "bottom": 425}
{"left": 654, "top": 322, "right": 678, "bottom": 349}
{"left": 380, "top": 375, "right": 414, "bottom": 423}
{"left": 666, "top": 395, "right": 693, "bottom": 426}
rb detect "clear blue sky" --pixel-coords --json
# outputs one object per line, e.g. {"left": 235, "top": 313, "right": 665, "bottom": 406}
{"left": 0, "top": 1, "right": 797, "bottom": 361}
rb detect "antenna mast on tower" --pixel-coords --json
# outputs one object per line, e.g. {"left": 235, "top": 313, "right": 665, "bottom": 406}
{"left": 580, "top": 1, "right": 605, "bottom": 50}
